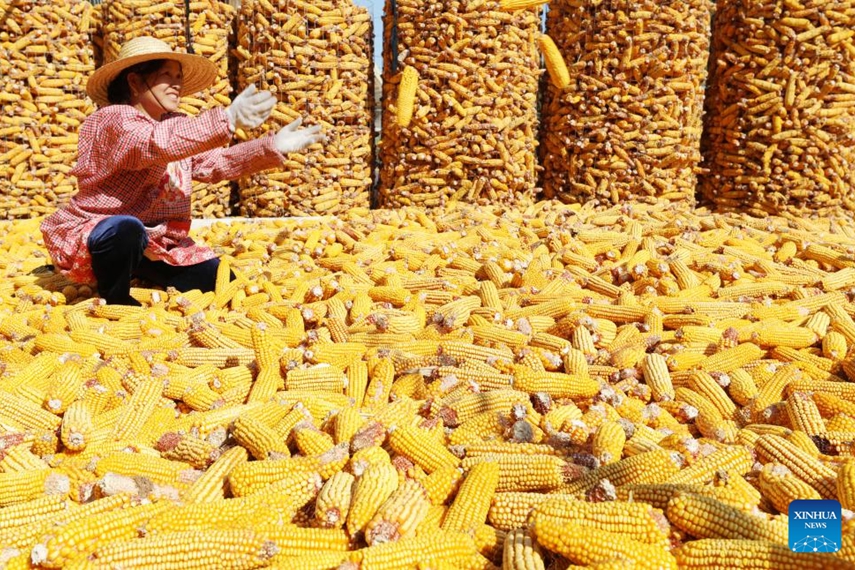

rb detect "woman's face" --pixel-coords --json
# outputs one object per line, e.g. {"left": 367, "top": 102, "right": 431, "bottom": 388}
{"left": 129, "top": 60, "right": 183, "bottom": 119}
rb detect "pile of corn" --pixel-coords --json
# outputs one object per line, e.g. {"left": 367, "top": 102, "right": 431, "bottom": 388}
{"left": 234, "top": 0, "right": 374, "bottom": 218}
{"left": 540, "top": 0, "right": 712, "bottom": 206}
{"left": 0, "top": 0, "right": 97, "bottom": 220}
{"left": 0, "top": 200, "right": 855, "bottom": 568}
{"left": 700, "top": 0, "right": 855, "bottom": 218}
{"left": 378, "top": 0, "right": 542, "bottom": 208}
{"left": 101, "top": 0, "right": 237, "bottom": 219}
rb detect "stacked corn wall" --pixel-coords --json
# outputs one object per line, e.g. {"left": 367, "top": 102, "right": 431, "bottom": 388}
{"left": 101, "top": 0, "right": 236, "bottom": 218}
{"left": 540, "top": 0, "right": 712, "bottom": 206}
{"left": 0, "top": 0, "right": 97, "bottom": 219}
{"left": 378, "top": 0, "right": 542, "bottom": 208}
{"left": 700, "top": 0, "right": 855, "bottom": 217}
{"left": 234, "top": 0, "right": 374, "bottom": 217}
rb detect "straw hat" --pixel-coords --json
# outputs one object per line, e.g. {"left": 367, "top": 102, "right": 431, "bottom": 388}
{"left": 87, "top": 36, "right": 217, "bottom": 107}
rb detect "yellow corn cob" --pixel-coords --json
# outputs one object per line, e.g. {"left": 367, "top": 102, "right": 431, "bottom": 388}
{"left": 396, "top": 66, "right": 419, "bottom": 128}
{"left": 315, "top": 471, "right": 356, "bottom": 529}
{"left": 0, "top": 445, "right": 48, "bottom": 472}
{"left": 641, "top": 353, "right": 675, "bottom": 402}
{"left": 472, "top": 523, "right": 506, "bottom": 564}
{"left": 0, "top": 495, "right": 71, "bottom": 532}
{"left": 436, "top": 389, "right": 537, "bottom": 427}
{"left": 143, "top": 498, "right": 264, "bottom": 534}
{"left": 389, "top": 424, "right": 461, "bottom": 474}
{"left": 674, "top": 538, "right": 853, "bottom": 569}
{"left": 441, "top": 461, "right": 500, "bottom": 533}
{"left": 537, "top": 34, "right": 570, "bottom": 90}
{"left": 346, "top": 461, "right": 399, "bottom": 536}
{"left": 110, "top": 378, "right": 163, "bottom": 442}
{"left": 758, "top": 463, "right": 822, "bottom": 513}
{"left": 58, "top": 399, "right": 91, "bottom": 452}
{"left": 666, "top": 492, "right": 787, "bottom": 543}
{"left": 183, "top": 446, "right": 249, "bottom": 503}
{"left": 0, "top": 493, "right": 132, "bottom": 551}
{"left": 532, "top": 518, "right": 677, "bottom": 570}
{"left": 531, "top": 498, "right": 671, "bottom": 546}
{"left": 666, "top": 445, "right": 753, "bottom": 486}
{"left": 688, "top": 371, "right": 738, "bottom": 420}
{"left": 232, "top": 414, "right": 290, "bottom": 460}
{"left": 365, "top": 477, "right": 430, "bottom": 545}
{"left": 511, "top": 367, "right": 599, "bottom": 399}
{"left": 502, "top": 528, "right": 546, "bottom": 570}
{"left": 0, "top": 391, "right": 62, "bottom": 431}
{"left": 85, "top": 529, "right": 277, "bottom": 569}
{"left": 822, "top": 329, "right": 848, "bottom": 360}
{"left": 266, "top": 551, "right": 353, "bottom": 570}
{"left": 786, "top": 392, "right": 826, "bottom": 436}
{"left": 837, "top": 460, "right": 854, "bottom": 510}
{"left": 154, "top": 432, "right": 220, "bottom": 470}
{"left": 294, "top": 423, "right": 337, "bottom": 456}
{"left": 728, "top": 368, "right": 759, "bottom": 406}
{"left": 0, "top": 469, "right": 69, "bottom": 507}
{"left": 701, "top": 343, "right": 764, "bottom": 373}
{"left": 421, "top": 465, "right": 464, "bottom": 506}
{"left": 285, "top": 364, "right": 347, "bottom": 394}
{"left": 562, "top": 450, "right": 681, "bottom": 496}
{"left": 31, "top": 500, "right": 169, "bottom": 568}
{"left": 43, "top": 361, "right": 85, "bottom": 414}
{"left": 357, "top": 531, "right": 478, "bottom": 569}
{"left": 95, "top": 452, "right": 194, "bottom": 487}
{"left": 755, "top": 434, "right": 838, "bottom": 499}
{"left": 461, "top": 454, "right": 573, "bottom": 493}
{"left": 592, "top": 420, "right": 626, "bottom": 465}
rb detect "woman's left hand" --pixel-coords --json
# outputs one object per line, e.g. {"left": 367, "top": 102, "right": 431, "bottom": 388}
{"left": 274, "top": 117, "right": 325, "bottom": 154}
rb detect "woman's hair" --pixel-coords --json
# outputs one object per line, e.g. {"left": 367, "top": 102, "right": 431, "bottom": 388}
{"left": 106, "top": 59, "right": 168, "bottom": 104}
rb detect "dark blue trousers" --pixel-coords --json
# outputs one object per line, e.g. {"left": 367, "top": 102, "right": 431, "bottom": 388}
{"left": 87, "top": 215, "right": 219, "bottom": 306}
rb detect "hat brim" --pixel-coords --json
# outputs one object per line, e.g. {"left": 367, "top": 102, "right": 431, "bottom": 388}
{"left": 87, "top": 51, "right": 218, "bottom": 107}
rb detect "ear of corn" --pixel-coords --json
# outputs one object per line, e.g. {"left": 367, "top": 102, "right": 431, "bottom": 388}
{"left": 396, "top": 66, "right": 419, "bottom": 129}
{"left": 532, "top": 517, "right": 677, "bottom": 569}
{"left": 441, "top": 461, "right": 500, "bottom": 533}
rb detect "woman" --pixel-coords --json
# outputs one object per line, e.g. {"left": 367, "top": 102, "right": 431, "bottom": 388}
{"left": 40, "top": 36, "right": 323, "bottom": 306}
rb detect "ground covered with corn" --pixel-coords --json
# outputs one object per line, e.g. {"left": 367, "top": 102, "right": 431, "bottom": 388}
{"left": 0, "top": 200, "right": 854, "bottom": 569}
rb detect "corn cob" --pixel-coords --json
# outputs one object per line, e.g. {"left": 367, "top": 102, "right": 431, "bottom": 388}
{"left": 532, "top": 517, "right": 677, "bottom": 569}
{"left": 666, "top": 492, "right": 788, "bottom": 543}
{"left": 441, "top": 461, "right": 500, "bottom": 533}
{"left": 674, "top": 539, "right": 853, "bottom": 569}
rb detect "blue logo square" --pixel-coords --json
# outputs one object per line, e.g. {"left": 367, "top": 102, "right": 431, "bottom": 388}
{"left": 789, "top": 499, "right": 842, "bottom": 553}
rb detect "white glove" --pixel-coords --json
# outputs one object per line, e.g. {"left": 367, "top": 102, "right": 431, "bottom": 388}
{"left": 274, "top": 117, "right": 325, "bottom": 154}
{"left": 225, "top": 85, "right": 276, "bottom": 131}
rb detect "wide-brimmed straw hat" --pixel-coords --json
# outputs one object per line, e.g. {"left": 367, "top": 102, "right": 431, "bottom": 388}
{"left": 87, "top": 36, "right": 217, "bottom": 107}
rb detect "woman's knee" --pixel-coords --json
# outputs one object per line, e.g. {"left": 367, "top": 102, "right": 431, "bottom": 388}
{"left": 87, "top": 216, "right": 148, "bottom": 254}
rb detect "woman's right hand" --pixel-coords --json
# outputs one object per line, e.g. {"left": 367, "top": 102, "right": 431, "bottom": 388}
{"left": 225, "top": 85, "right": 276, "bottom": 131}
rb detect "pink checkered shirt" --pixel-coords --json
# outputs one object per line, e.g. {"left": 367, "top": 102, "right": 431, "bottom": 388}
{"left": 40, "top": 105, "right": 284, "bottom": 285}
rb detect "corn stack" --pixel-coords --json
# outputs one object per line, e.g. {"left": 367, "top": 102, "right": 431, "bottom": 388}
{"left": 234, "top": 0, "right": 374, "bottom": 217}
{"left": 101, "top": 0, "right": 237, "bottom": 218}
{"left": 0, "top": 0, "right": 97, "bottom": 219}
{"left": 700, "top": 0, "right": 855, "bottom": 218}
{"left": 540, "top": 0, "right": 712, "bottom": 206}
{"left": 378, "top": 0, "right": 542, "bottom": 208}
